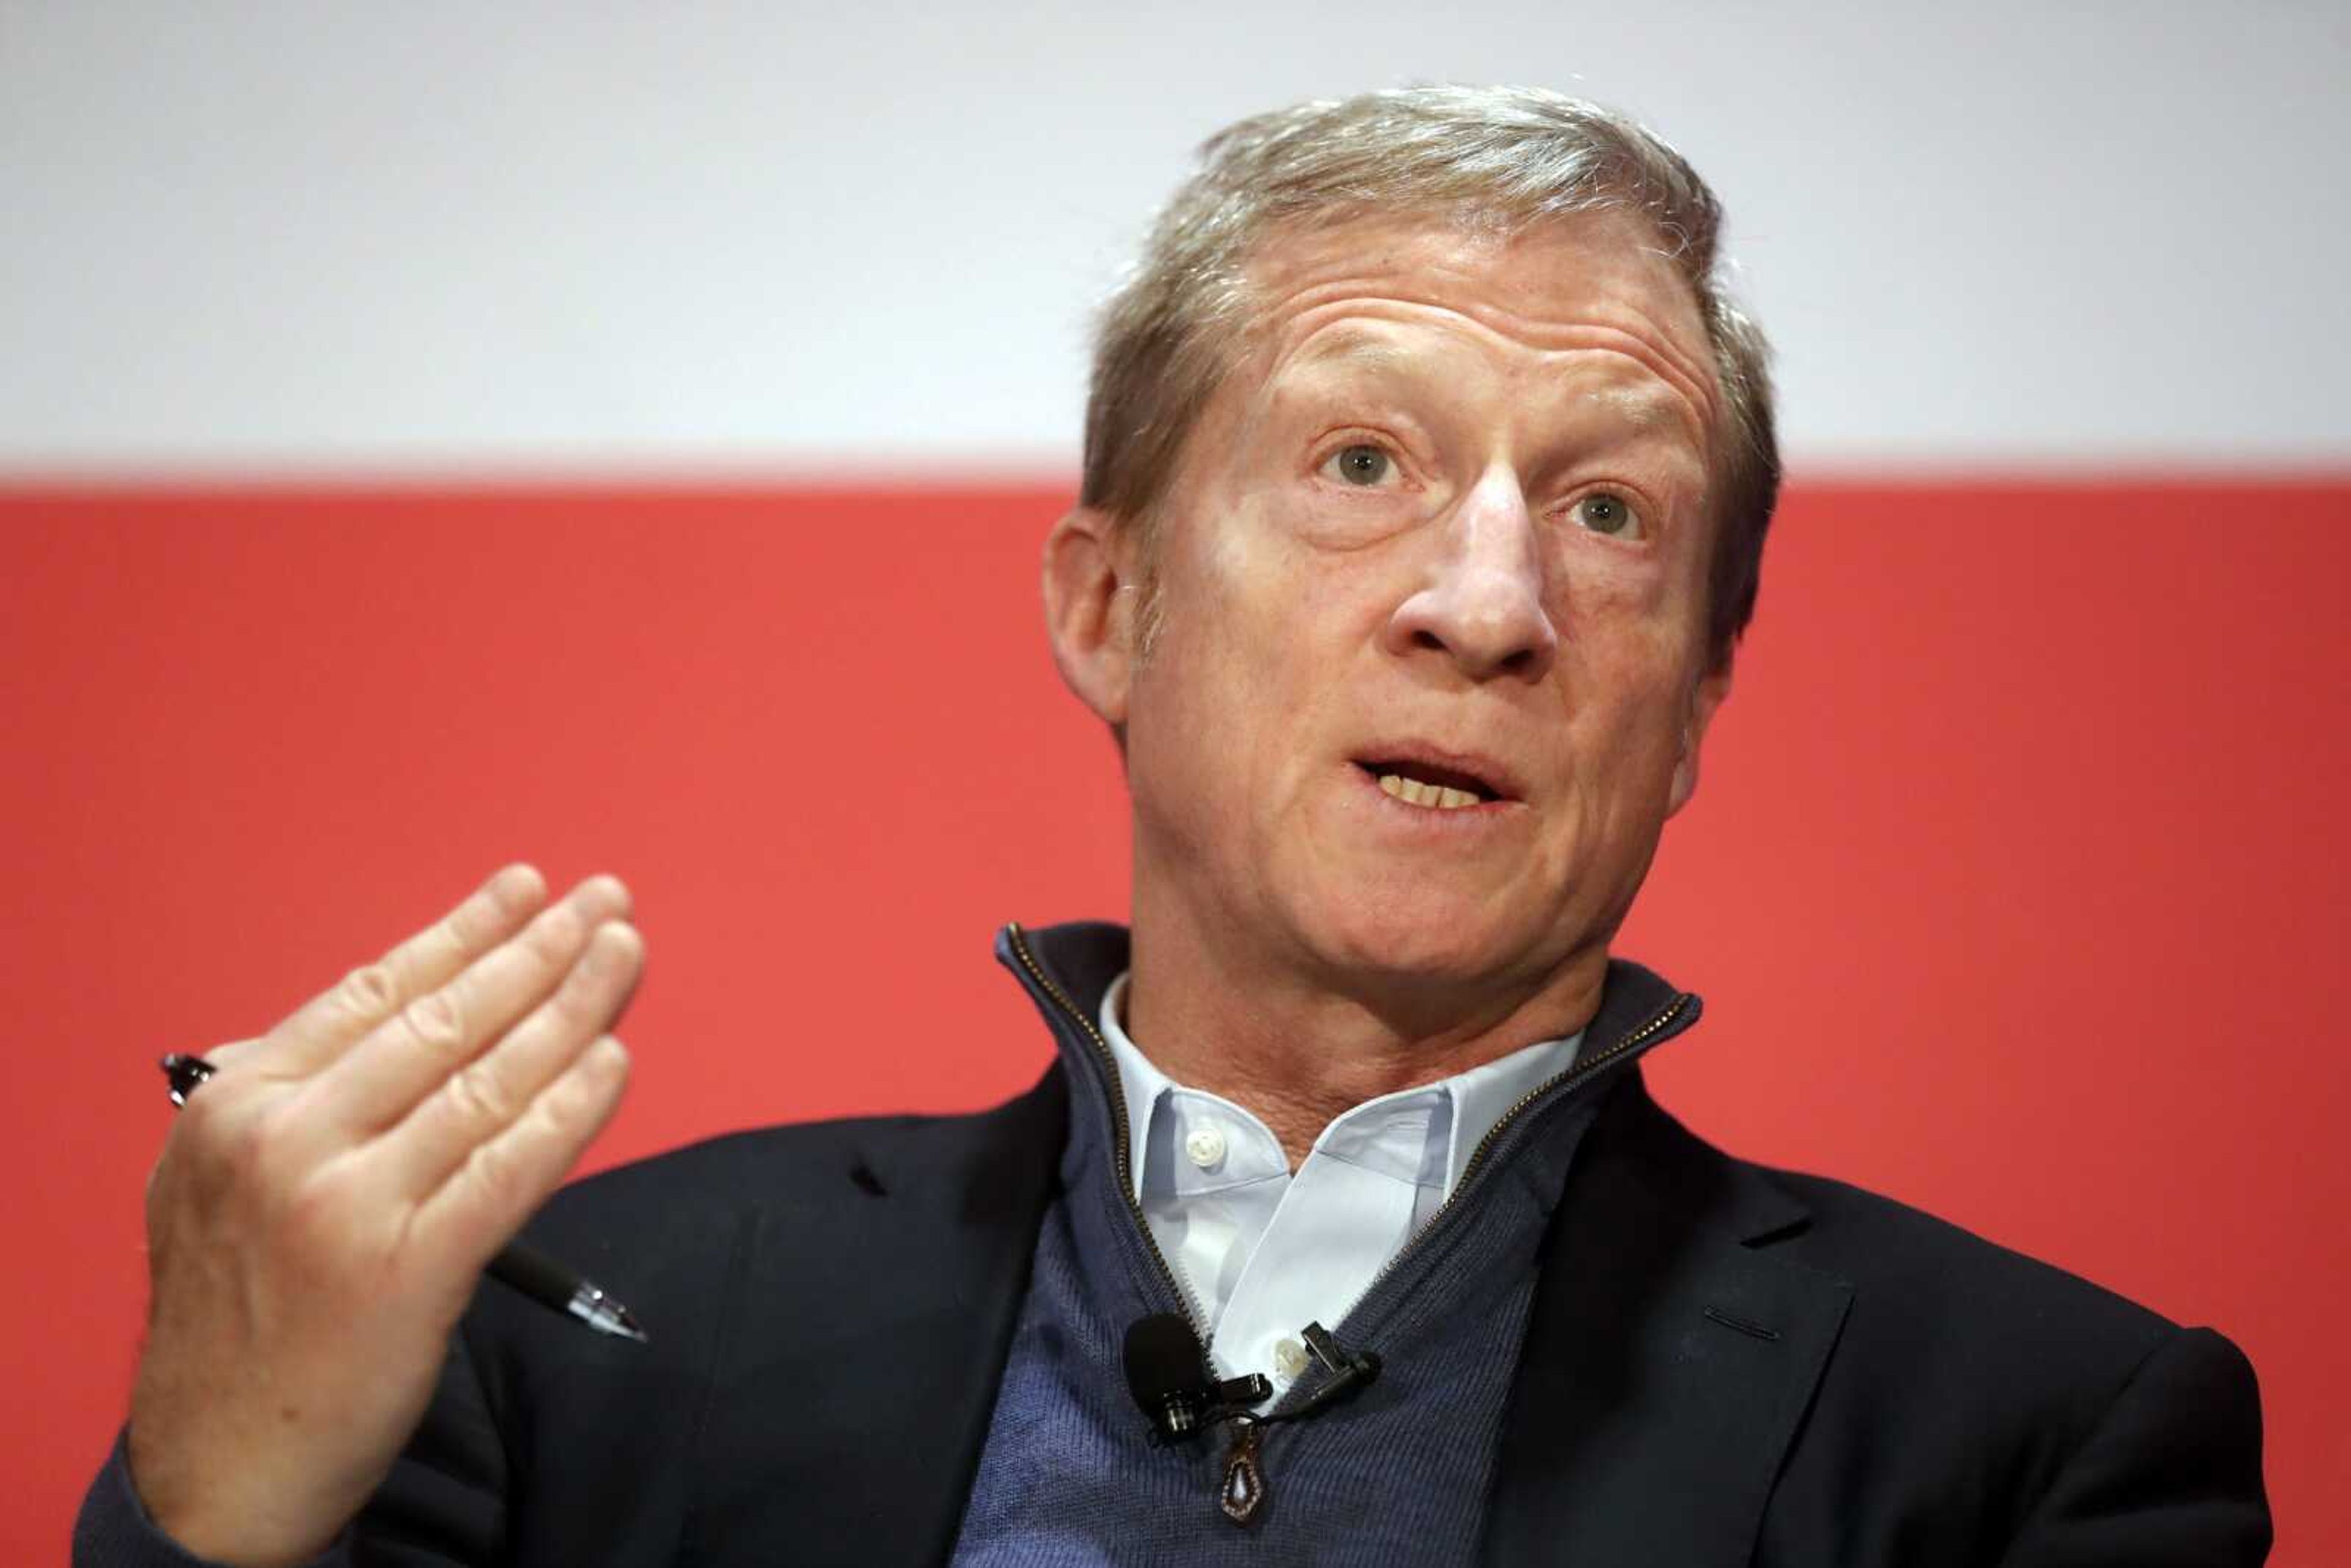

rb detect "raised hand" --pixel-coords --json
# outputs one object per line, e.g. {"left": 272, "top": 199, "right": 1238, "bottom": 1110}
{"left": 124, "top": 864, "right": 644, "bottom": 1567}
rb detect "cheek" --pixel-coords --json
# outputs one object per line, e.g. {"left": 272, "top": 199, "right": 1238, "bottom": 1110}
{"left": 1548, "top": 580, "right": 1703, "bottom": 781}
{"left": 1190, "top": 510, "right": 1333, "bottom": 682}
{"left": 1147, "top": 525, "right": 1375, "bottom": 806}
{"left": 1129, "top": 544, "right": 1291, "bottom": 790}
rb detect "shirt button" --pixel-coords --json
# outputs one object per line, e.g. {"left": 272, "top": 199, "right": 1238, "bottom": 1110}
{"left": 1183, "top": 1124, "right": 1228, "bottom": 1169}
{"left": 1273, "top": 1338, "right": 1311, "bottom": 1379}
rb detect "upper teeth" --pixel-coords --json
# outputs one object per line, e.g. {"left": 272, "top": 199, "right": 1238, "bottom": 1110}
{"left": 1378, "top": 773, "right": 1482, "bottom": 810}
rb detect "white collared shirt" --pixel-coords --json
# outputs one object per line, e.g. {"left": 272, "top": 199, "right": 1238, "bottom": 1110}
{"left": 1098, "top": 971, "right": 1583, "bottom": 1396}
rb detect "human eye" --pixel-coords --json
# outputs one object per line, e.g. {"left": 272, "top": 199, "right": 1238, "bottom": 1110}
{"left": 1319, "top": 442, "right": 1398, "bottom": 489}
{"left": 1570, "top": 491, "right": 1641, "bottom": 539}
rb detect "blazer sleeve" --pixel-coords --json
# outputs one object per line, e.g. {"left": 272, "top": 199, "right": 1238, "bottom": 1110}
{"left": 72, "top": 1322, "right": 509, "bottom": 1568}
{"left": 1994, "top": 1326, "right": 2271, "bottom": 1568}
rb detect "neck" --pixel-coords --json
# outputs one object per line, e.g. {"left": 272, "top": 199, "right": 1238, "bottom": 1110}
{"left": 1120, "top": 891, "right": 1608, "bottom": 1168}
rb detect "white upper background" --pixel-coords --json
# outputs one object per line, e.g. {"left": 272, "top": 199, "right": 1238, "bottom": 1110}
{"left": 2, "top": 1, "right": 2345, "bottom": 478}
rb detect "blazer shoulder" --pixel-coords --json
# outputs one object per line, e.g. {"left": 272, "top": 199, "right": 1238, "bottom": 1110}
{"left": 1621, "top": 1082, "right": 2215, "bottom": 1395}
{"left": 1727, "top": 1147, "right": 2254, "bottom": 1479}
{"left": 1690, "top": 1147, "right": 2268, "bottom": 1558}
{"left": 1756, "top": 1159, "right": 2181, "bottom": 1343}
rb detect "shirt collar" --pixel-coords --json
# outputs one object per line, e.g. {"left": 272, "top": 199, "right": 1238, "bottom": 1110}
{"left": 1097, "top": 970, "right": 1584, "bottom": 1206}
{"left": 1100, "top": 971, "right": 1176, "bottom": 1199}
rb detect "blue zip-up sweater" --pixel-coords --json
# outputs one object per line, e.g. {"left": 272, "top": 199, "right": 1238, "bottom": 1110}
{"left": 949, "top": 922, "right": 1695, "bottom": 1565}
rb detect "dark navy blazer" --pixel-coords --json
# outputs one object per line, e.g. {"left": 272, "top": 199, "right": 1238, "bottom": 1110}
{"left": 78, "top": 929, "right": 2270, "bottom": 1566}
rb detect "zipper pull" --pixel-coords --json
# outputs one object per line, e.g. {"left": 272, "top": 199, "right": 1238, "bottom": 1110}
{"left": 1219, "top": 1420, "right": 1266, "bottom": 1525}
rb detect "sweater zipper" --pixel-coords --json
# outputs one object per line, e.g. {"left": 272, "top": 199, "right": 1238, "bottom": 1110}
{"left": 1005, "top": 923, "right": 1270, "bottom": 1526}
{"left": 1340, "top": 985, "right": 1693, "bottom": 1315}
{"left": 1003, "top": 924, "right": 1213, "bottom": 1362}
{"left": 1004, "top": 922, "right": 1691, "bottom": 1527}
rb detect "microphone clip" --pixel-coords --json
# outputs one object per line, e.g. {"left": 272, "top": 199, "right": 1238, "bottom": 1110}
{"left": 1123, "top": 1313, "right": 1383, "bottom": 1446}
{"left": 1124, "top": 1313, "right": 1273, "bottom": 1446}
{"left": 1279, "top": 1321, "right": 1382, "bottom": 1422}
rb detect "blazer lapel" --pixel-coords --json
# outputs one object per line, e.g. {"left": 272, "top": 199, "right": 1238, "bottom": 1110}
{"left": 1483, "top": 1071, "right": 1854, "bottom": 1566}
{"left": 681, "top": 1067, "right": 1068, "bottom": 1568}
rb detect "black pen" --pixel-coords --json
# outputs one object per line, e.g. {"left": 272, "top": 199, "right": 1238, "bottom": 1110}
{"left": 159, "top": 1052, "right": 649, "bottom": 1343}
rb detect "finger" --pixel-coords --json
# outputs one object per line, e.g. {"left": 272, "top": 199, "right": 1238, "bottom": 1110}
{"left": 246, "top": 864, "right": 549, "bottom": 1083}
{"left": 370, "top": 921, "right": 645, "bottom": 1199}
{"left": 410, "top": 1033, "right": 632, "bottom": 1276}
{"left": 310, "top": 874, "right": 632, "bottom": 1136}
{"left": 184, "top": 1035, "right": 263, "bottom": 1076}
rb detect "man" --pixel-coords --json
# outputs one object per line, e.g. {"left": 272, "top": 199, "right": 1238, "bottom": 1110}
{"left": 78, "top": 86, "right": 2268, "bottom": 1566}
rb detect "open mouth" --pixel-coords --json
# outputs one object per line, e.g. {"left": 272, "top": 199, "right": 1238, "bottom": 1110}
{"left": 1354, "top": 758, "right": 1506, "bottom": 811}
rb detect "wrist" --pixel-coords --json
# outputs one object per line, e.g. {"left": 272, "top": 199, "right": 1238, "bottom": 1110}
{"left": 124, "top": 1427, "right": 347, "bottom": 1568}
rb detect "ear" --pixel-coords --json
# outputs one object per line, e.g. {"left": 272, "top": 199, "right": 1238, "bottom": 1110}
{"left": 1665, "top": 661, "right": 1732, "bottom": 819}
{"left": 1041, "top": 505, "right": 1137, "bottom": 728}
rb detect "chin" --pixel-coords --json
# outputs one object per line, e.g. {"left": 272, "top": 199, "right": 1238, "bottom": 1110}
{"left": 1303, "top": 880, "right": 1530, "bottom": 984}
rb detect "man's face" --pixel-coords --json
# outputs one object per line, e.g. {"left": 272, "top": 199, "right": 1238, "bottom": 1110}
{"left": 1113, "top": 211, "right": 1728, "bottom": 1007}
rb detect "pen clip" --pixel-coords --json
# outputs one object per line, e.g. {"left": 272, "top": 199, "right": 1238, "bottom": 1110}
{"left": 160, "top": 1052, "right": 217, "bottom": 1108}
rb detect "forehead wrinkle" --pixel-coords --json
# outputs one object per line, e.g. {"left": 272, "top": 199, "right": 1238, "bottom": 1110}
{"left": 1238, "top": 208, "right": 1723, "bottom": 416}
{"left": 1263, "top": 290, "right": 1718, "bottom": 448}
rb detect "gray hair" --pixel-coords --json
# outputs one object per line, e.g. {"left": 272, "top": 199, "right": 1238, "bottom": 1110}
{"left": 1080, "top": 84, "right": 1778, "bottom": 677}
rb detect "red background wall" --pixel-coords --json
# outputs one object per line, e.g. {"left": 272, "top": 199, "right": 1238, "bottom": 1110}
{"left": 5, "top": 481, "right": 2345, "bottom": 1561}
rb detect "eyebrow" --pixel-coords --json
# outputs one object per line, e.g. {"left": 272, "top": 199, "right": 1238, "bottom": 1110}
{"left": 1285, "top": 328, "right": 1709, "bottom": 445}
{"left": 1585, "top": 383, "right": 1690, "bottom": 432}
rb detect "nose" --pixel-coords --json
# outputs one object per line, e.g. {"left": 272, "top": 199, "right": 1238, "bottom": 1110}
{"left": 1382, "top": 467, "right": 1559, "bottom": 684}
